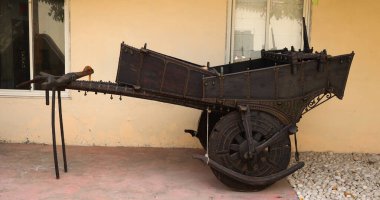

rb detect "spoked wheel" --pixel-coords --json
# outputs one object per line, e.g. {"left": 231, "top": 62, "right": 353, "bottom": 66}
{"left": 209, "top": 110, "right": 291, "bottom": 191}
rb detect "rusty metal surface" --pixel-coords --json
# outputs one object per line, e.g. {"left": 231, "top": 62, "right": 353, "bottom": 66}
{"left": 116, "top": 43, "right": 217, "bottom": 99}
{"left": 112, "top": 41, "right": 354, "bottom": 124}
{"left": 65, "top": 80, "right": 226, "bottom": 111}
{"left": 202, "top": 51, "right": 354, "bottom": 123}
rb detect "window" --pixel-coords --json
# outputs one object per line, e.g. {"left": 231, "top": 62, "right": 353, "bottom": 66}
{"left": 226, "top": 0, "right": 311, "bottom": 63}
{"left": 0, "top": 0, "right": 68, "bottom": 95}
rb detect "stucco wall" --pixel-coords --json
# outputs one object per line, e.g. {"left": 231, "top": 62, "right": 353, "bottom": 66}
{"left": 0, "top": 0, "right": 379, "bottom": 153}
{"left": 298, "top": 0, "right": 380, "bottom": 152}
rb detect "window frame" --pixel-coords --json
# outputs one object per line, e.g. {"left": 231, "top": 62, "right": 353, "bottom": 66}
{"left": 225, "top": 0, "right": 312, "bottom": 63}
{"left": 0, "top": 0, "right": 71, "bottom": 97}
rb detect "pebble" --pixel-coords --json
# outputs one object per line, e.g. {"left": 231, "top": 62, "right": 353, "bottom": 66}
{"left": 368, "top": 154, "right": 380, "bottom": 164}
{"left": 353, "top": 154, "right": 360, "bottom": 161}
{"left": 288, "top": 152, "right": 380, "bottom": 200}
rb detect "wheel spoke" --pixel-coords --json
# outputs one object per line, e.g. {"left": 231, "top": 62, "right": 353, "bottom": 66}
{"left": 216, "top": 150, "right": 230, "bottom": 155}
{"left": 230, "top": 144, "right": 240, "bottom": 152}
{"left": 230, "top": 152, "right": 240, "bottom": 161}
{"left": 234, "top": 134, "right": 245, "bottom": 144}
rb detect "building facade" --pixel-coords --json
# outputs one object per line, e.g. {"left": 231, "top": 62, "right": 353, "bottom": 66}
{"left": 0, "top": 0, "right": 379, "bottom": 153}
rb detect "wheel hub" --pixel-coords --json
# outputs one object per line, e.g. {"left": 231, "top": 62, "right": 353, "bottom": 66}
{"left": 238, "top": 140, "right": 260, "bottom": 160}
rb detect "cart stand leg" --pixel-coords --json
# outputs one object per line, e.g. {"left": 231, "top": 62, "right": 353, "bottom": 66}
{"left": 51, "top": 90, "right": 60, "bottom": 179}
{"left": 58, "top": 91, "right": 68, "bottom": 172}
{"left": 45, "top": 90, "right": 49, "bottom": 105}
{"left": 294, "top": 132, "right": 300, "bottom": 161}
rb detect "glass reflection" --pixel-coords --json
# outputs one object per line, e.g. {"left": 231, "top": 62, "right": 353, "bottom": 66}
{"left": 0, "top": 0, "right": 30, "bottom": 89}
{"left": 234, "top": 0, "right": 267, "bottom": 61}
{"left": 268, "top": 0, "right": 303, "bottom": 50}
{"left": 232, "top": 0, "right": 304, "bottom": 62}
{"left": 33, "top": 0, "right": 65, "bottom": 90}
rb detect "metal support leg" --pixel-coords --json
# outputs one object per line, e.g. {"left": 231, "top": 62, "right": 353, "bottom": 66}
{"left": 45, "top": 90, "right": 49, "bottom": 105}
{"left": 51, "top": 90, "right": 60, "bottom": 179}
{"left": 294, "top": 133, "right": 300, "bottom": 161}
{"left": 58, "top": 91, "right": 68, "bottom": 172}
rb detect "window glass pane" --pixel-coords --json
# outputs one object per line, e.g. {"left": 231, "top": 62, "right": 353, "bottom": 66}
{"left": 231, "top": 0, "right": 305, "bottom": 63}
{"left": 0, "top": 0, "right": 30, "bottom": 89}
{"left": 33, "top": 0, "right": 64, "bottom": 90}
{"left": 233, "top": 0, "right": 267, "bottom": 62}
{"left": 268, "top": 0, "right": 303, "bottom": 50}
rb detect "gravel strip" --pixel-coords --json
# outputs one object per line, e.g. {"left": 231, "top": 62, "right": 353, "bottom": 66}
{"left": 287, "top": 152, "right": 380, "bottom": 200}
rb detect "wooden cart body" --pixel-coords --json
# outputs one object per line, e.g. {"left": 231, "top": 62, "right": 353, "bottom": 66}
{"left": 115, "top": 43, "right": 353, "bottom": 124}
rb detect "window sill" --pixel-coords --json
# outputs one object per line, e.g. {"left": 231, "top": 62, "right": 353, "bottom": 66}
{"left": 0, "top": 89, "right": 71, "bottom": 99}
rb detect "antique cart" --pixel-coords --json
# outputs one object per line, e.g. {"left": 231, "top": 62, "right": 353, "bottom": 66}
{"left": 20, "top": 19, "right": 354, "bottom": 191}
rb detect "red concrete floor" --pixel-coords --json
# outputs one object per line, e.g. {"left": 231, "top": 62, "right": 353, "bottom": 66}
{"left": 0, "top": 143, "right": 298, "bottom": 200}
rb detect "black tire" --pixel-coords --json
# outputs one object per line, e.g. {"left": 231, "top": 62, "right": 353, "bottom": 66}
{"left": 209, "top": 111, "right": 291, "bottom": 191}
{"left": 196, "top": 110, "right": 223, "bottom": 150}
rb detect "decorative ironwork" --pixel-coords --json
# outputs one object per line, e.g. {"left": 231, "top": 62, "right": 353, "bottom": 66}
{"left": 302, "top": 92, "right": 335, "bottom": 115}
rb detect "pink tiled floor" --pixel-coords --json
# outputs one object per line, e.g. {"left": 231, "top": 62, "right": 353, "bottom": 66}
{"left": 0, "top": 143, "right": 297, "bottom": 200}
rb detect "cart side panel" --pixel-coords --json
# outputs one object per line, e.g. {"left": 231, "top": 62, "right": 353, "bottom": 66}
{"left": 223, "top": 74, "right": 249, "bottom": 99}
{"left": 212, "top": 59, "right": 277, "bottom": 74}
{"left": 303, "top": 61, "right": 327, "bottom": 95}
{"left": 277, "top": 65, "right": 302, "bottom": 99}
{"left": 203, "top": 76, "right": 220, "bottom": 99}
{"left": 140, "top": 54, "right": 165, "bottom": 91}
{"left": 116, "top": 45, "right": 141, "bottom": 86}
{"left": 186, "top": 71, "right": 207, "bottom": 98}
{"left": 161, "top": 62, "right": 188, "bottom": 95}
{"left": 328, "top": 54, "right": 353, "bottom": 99}
{"left": 116, "top": 43, "right": 216, "bottom": 99}
{"left": 250, "top": 69, "right": 275, "bottom": 99}
{"left": 203, "top": 69, "right": 278, "bottom": 100}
